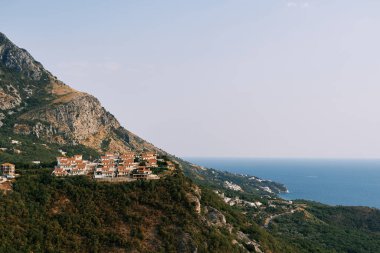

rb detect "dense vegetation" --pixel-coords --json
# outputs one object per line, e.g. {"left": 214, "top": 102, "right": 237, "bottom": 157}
{"left": 0, "top": 170, "right": 244, "bottom": 253}
{"left": 269, "top": 200, "right": 380, "bottom": 253}
{"left": 0, "top": 166, "right": 305, "bottom": 253}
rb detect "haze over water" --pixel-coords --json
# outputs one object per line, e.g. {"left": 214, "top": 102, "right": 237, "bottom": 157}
{"left": 186, "top": 158, "right": 380, "bottom": 209}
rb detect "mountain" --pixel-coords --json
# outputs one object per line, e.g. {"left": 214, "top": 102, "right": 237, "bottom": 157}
{"left": 0, "top": 32, "right": 158, "bottom": 154}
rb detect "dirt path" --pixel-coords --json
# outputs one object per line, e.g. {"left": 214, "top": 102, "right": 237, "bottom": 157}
{"left": 264, "top": 207, "right": 303, "bottom": 228}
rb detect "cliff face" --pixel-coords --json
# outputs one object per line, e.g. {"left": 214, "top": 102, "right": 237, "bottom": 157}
{"left": 0, "top": 32, "right": 156, "bottom": 154}
{"left": 19, "top": 84, "right": 126, "bottom": 150}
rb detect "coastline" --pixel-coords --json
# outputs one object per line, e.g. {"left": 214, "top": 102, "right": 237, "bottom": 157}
{"left": 184, "top": 157, "right": 380, "bottom": 209}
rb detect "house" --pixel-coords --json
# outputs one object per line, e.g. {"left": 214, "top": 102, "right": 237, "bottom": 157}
{"left": 120, "top": 158, "right": 135, "bottom": 167}
{"left": 57, "top": 157, "right": 68, "bottom": 166}
{"left": 57, "top": 154, "right": 84, "bottom": 164}
{"left": 102, "top": 166, "right": 115, "bottom": 177}
{"left": 94, "top": 165, "right": 115, "bottom": 178}
{"left": 103, "top": 153, "right": 119, "bottom": 161}
{"left": 120, "top": 152, "right": 135, "bottom": 165}
{"left": 101, "top": 154, "right": 118, "bottom": 165}
{"left": 94, "top": 167, "right": 104, "bottom": 178}
{"left": 121, "top": 151, "right": 136, "bottom": 160}
{"left": 71, "top": 163, "right": 87, "bottom": 175}
{"left": 71, "top": 167, "right": 85, "bottom": 176}
{"left": 1, "top": 163, "right": 16, "bottom": 178}
{"left": 140, "top": 153, "right": 160, "bottom": 173}
{"left": 85, "top": 162, "right": 98, "bottom": 173}
{"left": 141, "top": 151, "right": 157, "bottom": 161}
{"left": 101, "top": 159, "right": 116, "bottom": 168}
{"left": 146, "top": 158, "right": 158, "bottom": 168}
{"left": 57, "top": 157, "right": 77, "bottom": 170}
{"left": 117, "top": 165, "right": 132, "bottom": 177}
{"left": 132, "top": 166, "right": 152, "bottom": 179}
{"left": 10, "top": 140, "right": 20, "bottom": 145}
{"left": 52, "top": 168, "right": 68, "bottom": 177}
{"left": 74, "top": 154, "right": 83, "bottom": 161}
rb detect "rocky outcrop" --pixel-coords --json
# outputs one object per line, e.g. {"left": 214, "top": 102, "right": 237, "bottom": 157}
{"left": 0, "top": 112, "right": 5, "bottom": 127}
{"left": 0, "top": 32, "right": 48, "bottom": 80}
{"left": 17, "top": 88, "right": 160, "bottom": 152}
{"left": 13, "top": 123, "right": 31, "bottom": 135}
{"left": 21, "top": 93, "right": 119, "bottom": 141}
{"left": 204, "top": 206, "right": 227, "bottom": 227}
{"left": 236, "top": 231, "right": 263, "bottom": 253}
{"left": 0, "top": 85, "right": 21, "bottom": 110}
{"left": 186, "top": 185, "right": 201, "bottom": 214}
{"left": 203, "top": 206, "right": 262, "bottom": 252}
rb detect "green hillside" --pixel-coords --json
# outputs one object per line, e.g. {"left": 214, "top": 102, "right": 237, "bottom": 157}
{"left": 0, "top": 169, "right": 295, "bottom": 253}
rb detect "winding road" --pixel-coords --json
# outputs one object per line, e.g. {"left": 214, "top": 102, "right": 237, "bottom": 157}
{"left": 263, "top": 207, "right": 303, "bottom": 228}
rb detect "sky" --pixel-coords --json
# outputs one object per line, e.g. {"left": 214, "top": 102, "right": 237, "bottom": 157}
{"left": 1, "top": 0, "right": 380, "bottom": 158}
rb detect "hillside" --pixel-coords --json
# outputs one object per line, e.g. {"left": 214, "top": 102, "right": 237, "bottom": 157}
{"left": 268, "top": 200, "right": 380, "bottom": 252}
{"left": 0, "top": 168, "right": 299, "bottom": 253}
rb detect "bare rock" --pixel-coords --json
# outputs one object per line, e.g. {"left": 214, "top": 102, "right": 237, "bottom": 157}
{"left": 0, "top": 113, "right": 4, "bottom": 127}
{"left": 236, "top": 231, "right": 263, "bottom": 253}
{"left": 13, "top": 123, "right": 31, "bottom": 135}
{"left": 0, "top": 32, "right": 48, "bottom": 80}
{"left": 0, "top": 86, "right": 21, "bottom": 110}
{"left": 204, "top": 206, "right": 226, "bottom": 227}
{"left": 186, "top": 193, "right": 201, "bottom": 214}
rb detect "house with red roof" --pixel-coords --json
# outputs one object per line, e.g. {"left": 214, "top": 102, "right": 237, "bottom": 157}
{"left": 132, "top": 166, "right": 152, "bottom": 180}
{"left": 52, "top": 168, "right": 68, "bottom": 177}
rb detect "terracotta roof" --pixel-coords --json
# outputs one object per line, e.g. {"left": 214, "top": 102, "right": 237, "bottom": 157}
{"left": 102, "top": 167, "right": 113, "bottom": 172}
{"left": 1, "top": 163, "right": 15, "bottom": 167}
{"left": 53, "top": 168, "right": 68, "bottom": 175}
{"left": 77, "top": 163, "right": 86, "bottom": 169}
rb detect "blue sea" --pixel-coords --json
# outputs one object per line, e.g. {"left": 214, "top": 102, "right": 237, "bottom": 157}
{"left": 185, "top": 158, "right": 380, "bottom": 209}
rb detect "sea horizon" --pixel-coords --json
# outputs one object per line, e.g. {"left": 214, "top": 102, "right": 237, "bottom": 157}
{"left": 184, "top": 157, "right": 380, "bottom": 209}
{"left": 184, "top": 156, "right": 380, "bottom": 161}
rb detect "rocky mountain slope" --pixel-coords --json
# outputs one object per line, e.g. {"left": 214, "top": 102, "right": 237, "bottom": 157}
{"left": 0, "top": 32, "right": 158, "bottom": 154}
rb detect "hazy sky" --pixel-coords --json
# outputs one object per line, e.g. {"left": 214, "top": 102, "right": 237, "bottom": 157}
{"left": 2, "top": 0, "right": 380, "bottom": 158}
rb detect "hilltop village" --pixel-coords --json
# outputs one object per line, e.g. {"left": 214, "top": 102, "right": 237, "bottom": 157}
{"left": 53, "top": 151, "right": 177, "bottom": 181}
{"left": 1, "top": 151, "right": 177, "bottom": 184}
